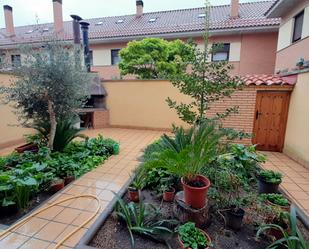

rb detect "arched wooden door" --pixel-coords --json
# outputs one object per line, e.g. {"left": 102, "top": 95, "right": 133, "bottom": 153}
{"left": 252, "top": 91, "right": 290, "bottom": 152}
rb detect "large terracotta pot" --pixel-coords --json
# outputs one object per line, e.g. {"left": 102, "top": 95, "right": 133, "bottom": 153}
{"left": 64, "top": 176, "right": 76, "bottom": 185}
{"left": 179, "top": 229, "right": 211, "bottom": 249}
{"left": 163, "top": 187, "right": 175, "bottom": 202}
{"left": 50, "top": 179, "right": 65, "bottom": 193}
{"left": 15, "top": 143, "right": 39, "bottom": 154}
{"left": 181, "top": 175, "right": 211, "bottom": 209}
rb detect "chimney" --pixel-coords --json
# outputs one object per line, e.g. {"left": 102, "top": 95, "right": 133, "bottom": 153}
{"left": 71, "top": 15, "right": 82, "bottom": 44}
{"left": 53, "top": 0, "right": 63, "bottom": 33}
{"left": 80, "top": 21, "right": 91, "bottom": 72}
{"left": 136, "top": 0, "right": 144, "bottom": 18}
{"left": 3, "top": 5, "right": 15, "bottom": 37}
{"left": 230, "top": 0, "right": 239, "bottom": 19}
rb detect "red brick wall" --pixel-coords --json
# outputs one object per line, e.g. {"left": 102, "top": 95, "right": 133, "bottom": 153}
{"left": 207, "top": 85, "right": 293, "bottom": 144}
{"left": 93, "top": 109, "right": 110, "bottom": 129}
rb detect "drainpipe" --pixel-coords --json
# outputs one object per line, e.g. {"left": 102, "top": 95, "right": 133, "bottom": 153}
{"left": 80, "top": 21, "right": 91, "bottom": 72}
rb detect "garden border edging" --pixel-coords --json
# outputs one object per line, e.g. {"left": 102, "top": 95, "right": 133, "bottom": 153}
{"left": 75, "top": 176, "right": 133, "bottom": 249}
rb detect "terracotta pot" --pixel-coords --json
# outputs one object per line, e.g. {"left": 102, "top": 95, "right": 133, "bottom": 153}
{"left": 181, "top": 175, "right": 211, "bottom": 209}
{"left": 128, "top": 188, "right": 139, "bottom": 202}
{"left": 64, "top": 176, "right": 76, "bottom": 185}
{"left": 258, "top": 177, "right": 280, "bottom": 194}
{"left": 163, "top": 187, "right": 175, "bottom": 202}
{"left": 50, "top": 179, "right": 65, "bottom": 193}
{"left": 268, "top": 227, "right": 284, "bottom": 240}
{"left": 179, "top": 229, "right": 211, "bottom": 249}
{"left": 15, "top": 143, "right": 39, "bottom": 154}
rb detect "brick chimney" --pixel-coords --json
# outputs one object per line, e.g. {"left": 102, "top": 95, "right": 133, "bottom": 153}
{"left": 53, "top": 0, "right": 63, "bottom": 33}
{"left": 230, "top": 0, "right": 239, "bottom": 19}
{"left": 136, "top": 0, "right": 144, "bottom": 18}
{"left": 3, "top": 5, "right": 15, "bottom": 37}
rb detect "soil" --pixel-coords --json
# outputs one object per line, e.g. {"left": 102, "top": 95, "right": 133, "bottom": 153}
{"left": 90, "top": 189, "right": 305, "bottom": 249}
{"left": 187, "top": 180, "right": 206, "bottom": 188}
{"left": 0, "top": 191, "right": 52, "bottom": 226}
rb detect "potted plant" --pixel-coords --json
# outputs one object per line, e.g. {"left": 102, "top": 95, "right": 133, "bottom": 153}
{"left": 128, "top": 173, "right": 144, "bottom": 202}
{"left": 159, "top": 176, "right": 176, "bottom": 202}
{"left": 258, "top": 170, "right": 282, "bottom": 194}
{"left": 50, "top": 178, "right": 65, "bottom": 193}
{"left": 145, "top": 121, "right": 219, "bottom": 209}
{"left": 296, "top": 57, "right": 305, "bottom": 70}
{"left": 53, "top": 156, "right": 78, "bottom": 185}
{"left": 260, "top": 193, "right": 290, "bottom": 212}
{"left": 178, "top": 222, "right": 212, "bottom": 249}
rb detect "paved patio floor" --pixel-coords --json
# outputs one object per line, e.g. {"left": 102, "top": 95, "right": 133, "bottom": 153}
{"left": 0, "top": 129, "right": 308, "bottom": 248}
{"left": 262, "top": 151, "right": 309, "bottom": 222}
{"left": 0, "top": 128, "right": 162, "bottom": 249}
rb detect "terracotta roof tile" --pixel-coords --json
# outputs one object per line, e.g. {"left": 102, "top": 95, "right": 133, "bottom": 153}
{"left": 0, "top": 1, "right": 279, "bottom": 47}
{"left": 242, "top": 74, "right": 297, "bottom": 86}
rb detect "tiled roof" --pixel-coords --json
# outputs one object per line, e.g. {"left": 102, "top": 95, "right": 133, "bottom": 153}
{"left": 0, "top": 1, "right": 280, "bottom": 47}
{"left": 242, "top": 74, "right": 297, "bottom": 86}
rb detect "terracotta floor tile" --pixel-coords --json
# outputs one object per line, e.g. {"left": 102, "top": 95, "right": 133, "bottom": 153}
{"left": 287, "top": 191, "right": 309, "bottom": 200}
{"left": 71, "top": 211, "right": 95, "bottom": 227}
{"left": 282, "top": 183, "right": 303, "bottom": 191}
{"left": 105, "top": 182, "right": 122, "bottom": 192}
{"left": 19, "top": 238, "right": 51, "bottom": 249}
{"left": 91, "top": 180, "right": 110, "bottom": 189}
{"left": 298, "top": 200, "right": 309, "bottom": 210}
{"left": 64, "top": 185, "right": 88, "bottom": 195}
{"left": 73, "top": 178, "right": 96, "bottom": 188}
{"left": 53, "top": 208, "right": 82, "bottom": 224}
{"left": 36, "top": 206, "right": 65, "bottom": 220}
{"left": 0, "top": 233, "right": 29, "bottom": 248}
{"left": 62, "top": 227, "right": 87, "bottom": 247}
{"left": 15, "top": 217, "right": 48, "bottom": 237}
{"left": 84, "top": 199, "right": 106, "bottom": 212}
{"left": 34, "top": 221, "right": 67, "bottom": 241}
{"left": 98, "top": 189, "right": 114, "bottom": 201}
{"left": 54, "top": 225, "right": 76, "bottom": 243}
{"left": 299, "top": 184, "right": 309, "bottom": 192}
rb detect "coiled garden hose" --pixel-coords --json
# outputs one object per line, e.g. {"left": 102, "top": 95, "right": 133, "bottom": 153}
{"left": 0, "top": 194, "right": 101, "bottom": 249}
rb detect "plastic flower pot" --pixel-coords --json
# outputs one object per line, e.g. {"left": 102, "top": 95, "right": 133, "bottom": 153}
{"left": 178, "top": 229, "right": 212, "bottom": 249}
{"left": 226, "top": 207, "right": 245, "bottom": 230}
{"left": 15, "top": 143, "right": 39, "bottom": 154}
{"left": 128, "top": 187, "right": 139, "bottom": 202}
{"left": 258, "top": 177, "right": 281, "bottom": 194}
{"left": 64, "top": 176, "right": 76, "bottom": 185}
{"left": 50, "top": 179, "right": 65, "bottom": 193}
{"left": 181, "top": 175, "right": 211, "bottom": 209}
{"left": 163, "top": 187, "right": 175, "bottom": 202}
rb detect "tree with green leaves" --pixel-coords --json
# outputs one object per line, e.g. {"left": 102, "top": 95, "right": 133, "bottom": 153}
{"left": 0, "top": 41, "right": 90, "bottom": 150}
{"left": 119, "top": 38, "right": 194, "bottom": 79}
{"left": 166, "top": 3, "right": 243, "bottom": 124}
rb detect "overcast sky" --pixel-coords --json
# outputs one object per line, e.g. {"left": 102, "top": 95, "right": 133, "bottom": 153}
{"left": 0, "top": 0, "right": 261, "bottom": 28}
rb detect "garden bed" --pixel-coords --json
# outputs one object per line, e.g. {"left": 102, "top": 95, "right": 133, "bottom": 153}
{"left": 89, "top": 190, "right": 269, "bottom": 249}
{"left": 0, "top": 135, "right": 119, "bottom": 225}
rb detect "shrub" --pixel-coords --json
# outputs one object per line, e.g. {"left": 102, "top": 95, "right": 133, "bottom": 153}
{"left": 260, "top": 193, "right": 289, "bottom": 207}
{"left": 259, "top": 170, "right": 282, "bottom": 184}
{"left": 178, "top": 222, "right": 212, "bottom": 249}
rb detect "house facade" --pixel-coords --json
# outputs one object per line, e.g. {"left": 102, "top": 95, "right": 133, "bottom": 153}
{"left": 266, "top": 0, "right": 309, "bottom": 168}
{"left": 0, "top": 0, "right": 280, "bottom": 79}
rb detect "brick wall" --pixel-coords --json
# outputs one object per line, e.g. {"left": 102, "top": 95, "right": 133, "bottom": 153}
{"left": 93, "top": 109, "right": 110, "bottom": 129}
{"left": 207, "top": 85, "right": 293, "bottom": 144}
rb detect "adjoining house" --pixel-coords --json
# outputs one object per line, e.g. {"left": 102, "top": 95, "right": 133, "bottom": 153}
{"left": 0, "top": 0, "right": 308, "bottom": 170}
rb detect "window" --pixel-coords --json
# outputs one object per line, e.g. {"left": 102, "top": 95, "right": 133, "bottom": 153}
{"left": 292, "top": 10, "right": 304, "bottom": 43}
{"left": 111, "top": 49, "right": 121, "bottom": 65}
{"left": 211, "top": 43, "right": 230, "bottom": 62}
{"left": 11, "top": 54, "right": 21, "bottom": 67}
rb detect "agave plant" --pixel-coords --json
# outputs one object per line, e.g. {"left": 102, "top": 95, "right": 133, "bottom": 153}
{"left": 256, "top": 207, "right": 309, "bottom": 249}
{"left": 114, "top": 193, "right": 177, "bottom": 248}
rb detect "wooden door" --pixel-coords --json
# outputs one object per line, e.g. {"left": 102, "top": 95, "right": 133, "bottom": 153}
{"left": 253, "top": 91, "right": 290, "bottom": 152}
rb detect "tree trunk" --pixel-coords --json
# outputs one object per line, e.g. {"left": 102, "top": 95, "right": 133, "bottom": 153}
{"left": 47, "top": 99, "right": 57, "bottom": 151}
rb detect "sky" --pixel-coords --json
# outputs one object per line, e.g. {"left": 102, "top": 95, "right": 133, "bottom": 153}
{"left": 0, "top": 0, "right": 261, "bottom": 28}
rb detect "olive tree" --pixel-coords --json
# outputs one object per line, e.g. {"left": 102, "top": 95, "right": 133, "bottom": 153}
{"left": 0, "top": 41, "right": 90, "bottom": 150}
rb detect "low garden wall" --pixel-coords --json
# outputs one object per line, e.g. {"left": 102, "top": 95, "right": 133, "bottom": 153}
{"left": 103, "top": 80, "right": 293, "bottom": 145}
{"left": 0, "top": 73, "right": 30, "bottom": 149}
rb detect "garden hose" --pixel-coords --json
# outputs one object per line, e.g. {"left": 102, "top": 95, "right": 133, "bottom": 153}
{"left": 0, "top": 194, "right": 101, "bottom": 249}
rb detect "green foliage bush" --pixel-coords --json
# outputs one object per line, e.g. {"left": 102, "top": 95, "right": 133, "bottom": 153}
{"left": 259, "top": 193, "right": 289, "bottom": 207}
{"left": 178, "top": 222, "right": 211, "bottom": 249}
{"left": 0, "top": 135, "right": 118, "bottom": 211}
{"left": 259, "top": 170, "right": 282, "bottom": 184}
